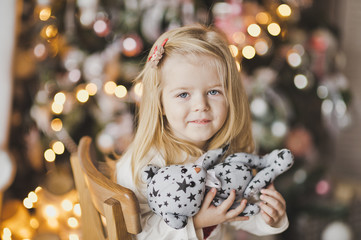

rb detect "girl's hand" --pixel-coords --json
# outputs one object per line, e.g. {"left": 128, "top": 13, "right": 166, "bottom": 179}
{"left": 193, "top": 188, "right": 249, "bottom": 229}
{"left": 259, "top": 183, "right": 286, "bottom": 227}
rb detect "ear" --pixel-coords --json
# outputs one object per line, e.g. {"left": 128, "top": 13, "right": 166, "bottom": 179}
{"left": 142, "top": 165, "right": 160, "bottom": 184}
{"left": 201, "top": 144, "right": 229, "bottom": 169}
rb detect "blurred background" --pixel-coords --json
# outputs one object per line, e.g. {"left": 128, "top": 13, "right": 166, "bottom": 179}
{"left": 0, "top": 0, "right": 360, "bottom": 239}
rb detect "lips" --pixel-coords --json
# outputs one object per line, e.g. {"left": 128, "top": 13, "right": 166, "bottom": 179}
{"left": 189, "top": 119, "right": 211, "bottom": 124}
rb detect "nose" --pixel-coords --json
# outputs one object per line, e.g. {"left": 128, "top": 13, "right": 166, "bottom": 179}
{"left": 193, "top": 95, "right": 209, "bottom": 112}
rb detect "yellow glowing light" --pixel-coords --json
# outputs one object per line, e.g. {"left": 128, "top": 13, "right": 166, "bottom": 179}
{"left": 73, "top": 203, "right": 81, "bottom": 217}
{"left": 235, "top": 61, "right": 241, "bottom": 72}
{"left": 47, "top": 218, "right": 59, "bottom": 229}
{"left": 256, "top": 12, "right": 270, "bottom": 25}
{"left": 86, "top": 83, "right": 98, "bottom": 96}
{"left": 23, "top": 198, "right": 33, "bottom": 209}
{"left": 287, "top": 52, "right": 302, "bottom": 67}
{"left": 34, "top": 43, "right": 46, "bottom": 59}
{"left": 267, "top": 23, "right": 281, "bottom": 36}
{"left": 115, "top": 85, "right": 128, "bottom": 98}
{"left": 104, "top": 81, "right": 117, "bottom": 95}
{"left": 2, "top": 228, "right": 11, "bottom": 238}
{"left": 39, "top": 7, "right": 51, "bottom": 21}
{"left": 30, "top": 217, "right": 40, "bottom": 229}
{"left": 61, "top": 199, "right": 73, "bottom": 211}
{"left": 44, "top": 205, "right": 59, "bottom": 218}
{"left": 76, "top": 89, "right": 89, "bottom": 103}
{"left": 277, "top": 4, "right": 292, "bottom": 17}
{"left": 52, "top": 141, "right": 65, "bottom": 155}
{"left": 28, "top": 191, "right": 38, "bottom": 203}
{"left": 18, "top": 227, "right": 32, "bottom": 239}
{"left": 54, "top": 92, "right": 66, "bottom": 105}
{"left": 242, "top": 45, "right": 256, "bottom": 59}
{"left": 133, "top": 82, "right": 143, "bottom": 98}
{"left": 69, "top": 234, "right": 80, "bottom": 240}
{"left": 247, "top": 24, "right": 261, "bottom": 37}
{"left": 35, "top": 186, "right": 42, "bottom": 193}
{"left": 68, "top": 217, "right": 79, "bottom": 228}
{"left": 232, "top": 32, "right": 245, "bottom": 44}
{"left": 228, "top": 45, "right": 239, "bottom": 57}
{"left": 254, "top": 39, "right": 269, "bottom": 55}
{"left": 51, "top": 118, "right": 63, "bottom": 131}
{"left": 45, "top": 25, "right": 58, "bottom": 38}
{"left": 51, "top": 102, "right": 63, "bottom": 114}
{"left": 44, "top": 149, "right": 56, "bottom": 162}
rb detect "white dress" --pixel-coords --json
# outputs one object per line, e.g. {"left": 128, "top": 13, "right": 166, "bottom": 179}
{"left": 115, "top": 149, "right": 289, "bottom": 240}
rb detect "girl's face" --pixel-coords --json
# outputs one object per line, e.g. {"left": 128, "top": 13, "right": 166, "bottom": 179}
{"left": 161, "top": 54, "right": 228, "bottom": 149}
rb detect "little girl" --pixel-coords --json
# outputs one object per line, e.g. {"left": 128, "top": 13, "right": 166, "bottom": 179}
{"left": 116, "top": 25, "right": 289, "bottom": 239}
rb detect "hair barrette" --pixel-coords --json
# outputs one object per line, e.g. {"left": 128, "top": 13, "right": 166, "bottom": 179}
{"left": 147, "top": 38, "right": 169, "bottom": 68}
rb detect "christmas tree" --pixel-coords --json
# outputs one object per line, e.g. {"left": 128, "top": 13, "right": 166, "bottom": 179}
{"left": 2, "top": 0, "right": 354, "bottom": 239}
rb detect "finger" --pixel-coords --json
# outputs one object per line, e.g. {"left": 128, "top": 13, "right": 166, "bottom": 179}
{"left": 226, "top": 199, "right": 247, "bottom": 218}
{"left": 260, "top": 209, "right": 274, "bottom": 225}
{"left": 260, "top": 194, "right": 285, "bottom": 213}
{"left": 201, "top": 188, "right": 217, "bottom": 208}
{"left": 260, "top": 188, "right": 286, "bottom": 207}
{"left": 218, "top": 189, "right": 236, "bottom": 212}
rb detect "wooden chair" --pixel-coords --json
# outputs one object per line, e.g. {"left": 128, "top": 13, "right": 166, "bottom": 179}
{"left": 71, "top": 136, "right": 142, "bottom": 240}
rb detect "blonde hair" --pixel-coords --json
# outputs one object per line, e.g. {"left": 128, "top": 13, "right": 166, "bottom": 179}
{"left": 130, "top": 24, "right": 254, "bottom": 186}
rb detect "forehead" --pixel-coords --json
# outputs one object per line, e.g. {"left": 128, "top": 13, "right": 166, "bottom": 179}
{"left": 160, "top": 54, "right": 224, "bottom": 88}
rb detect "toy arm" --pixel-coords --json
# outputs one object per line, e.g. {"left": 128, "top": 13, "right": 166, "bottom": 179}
{"left": 224, "top": 151, "right": 275, "bottom": 169}
{"left": 244, "top": 149, "right": 294, "bottom": 198}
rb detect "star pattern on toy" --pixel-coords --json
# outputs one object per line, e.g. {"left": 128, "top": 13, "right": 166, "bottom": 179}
{"left": 145, "top": 168, "right": 156, "bottom": 180}
{"left": 188, "top": 193, "right": 196, "bottom": 202}
{"left": 176, "top": 179, "right": 190, "bottom": 193}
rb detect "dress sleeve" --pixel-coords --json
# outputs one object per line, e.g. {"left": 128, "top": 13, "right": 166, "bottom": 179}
{"left": 229, "top": 213, "right": 289, "bottom": 236}
{"left": 115, "top": 150, "right": 203, "bottom": 240}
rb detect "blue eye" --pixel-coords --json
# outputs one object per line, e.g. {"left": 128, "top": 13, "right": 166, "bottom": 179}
{"left": 208, "top": 90, "right": 219, "bottom": 95}
{"left": 178, "top": 92, "right": 189, "bottom": 98}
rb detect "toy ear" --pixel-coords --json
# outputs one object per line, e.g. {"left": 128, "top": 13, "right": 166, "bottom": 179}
{"left": 201, "top": 144, "right": 229, "bottom": 169}
{"left": 142, "top": 165, "right": 160, "bottom": 184}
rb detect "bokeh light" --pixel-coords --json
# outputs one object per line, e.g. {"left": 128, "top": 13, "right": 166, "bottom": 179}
{"left": 50, "top": 118, "right": 63, "bottom": 131}
{"left": 104, "top": 81, "right": 117, "bottom": 95}
{"left": 242, "top": 45, "right": 256, "bottom": 59}
{"left": 44, "top": 149, "right": 56, "bottom": 162}
{"left": 76, "top": 89, "right": 89, "bottom": 103}
{"left": 39, "top": 7, "right": 51, "bottom": 21}
{"left": 277, "top": 4, "right": 292, "bottom": 18}
{"left": 114, "top": 85, "right": 128, "bottom": 98}
{"left": 228, "top": 45, "right": 239, "bottom": 57}
{"left": 52, "top": 141, "right": 65, "bottom": 154}
{"left": 256, "top": 12, "right": 271, "bottom": 25}
{"left": 267, "top": 23, "right": 281, "bottom": 36}
{"left": 247, "top": 24, "right": 261, "bottom": 37}
{"left": 294, "top": 74, "right": 308, "bottom": 89}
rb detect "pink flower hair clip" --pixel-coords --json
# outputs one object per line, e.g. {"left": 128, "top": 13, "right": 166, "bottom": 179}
{"left": 147, "top": 38, "right": 169, "bottom": 68}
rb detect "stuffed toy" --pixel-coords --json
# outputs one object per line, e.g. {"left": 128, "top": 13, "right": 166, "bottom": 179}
{"left": 142, "top": 147, "right": 294, "bottom": 229}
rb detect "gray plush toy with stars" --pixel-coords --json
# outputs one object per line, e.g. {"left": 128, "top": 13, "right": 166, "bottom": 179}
{"left": 142, "top": 147, "right": 294, "bottom": 229}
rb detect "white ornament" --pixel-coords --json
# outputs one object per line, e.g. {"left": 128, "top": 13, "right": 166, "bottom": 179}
{"left": 321, "top": 221, "right": 353, "bottom": 240}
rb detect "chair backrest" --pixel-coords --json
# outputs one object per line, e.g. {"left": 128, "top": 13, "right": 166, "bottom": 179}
{"left": 71, "top": 136, "right": 142, "bottom": 240}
